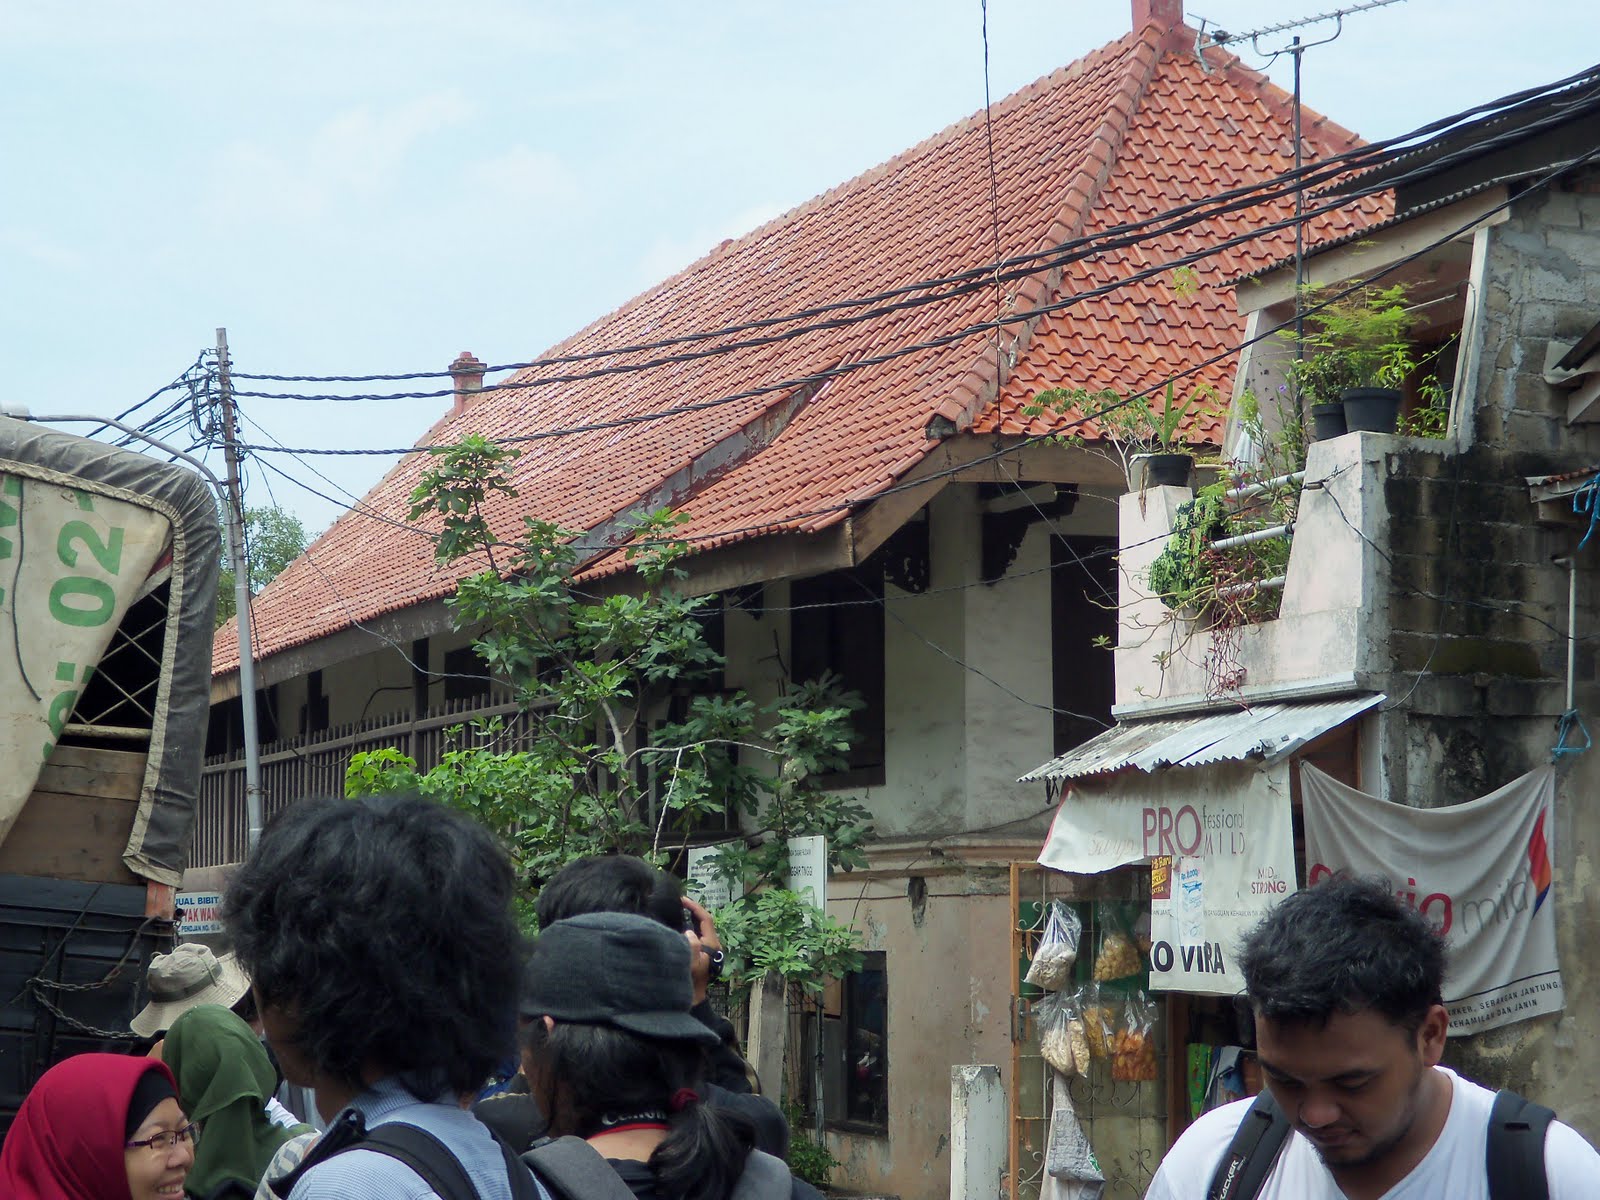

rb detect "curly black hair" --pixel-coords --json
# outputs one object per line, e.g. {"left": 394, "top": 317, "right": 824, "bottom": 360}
{"left": 1239, "top": 874, "right": 1447, "bottom": 1035}
{"left": 222, "top": 793, "right": 524, "bottom": 1099}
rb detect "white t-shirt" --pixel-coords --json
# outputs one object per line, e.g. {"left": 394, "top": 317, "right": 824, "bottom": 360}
{"left": 1146, "top": 1067, "right": 1600, "bottom": 1200}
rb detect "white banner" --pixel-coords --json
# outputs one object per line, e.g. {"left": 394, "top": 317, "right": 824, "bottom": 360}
{"left": 0, "top": 473, "right": 171, "bottom": 847}
{"left": 1037, "top": 761, "right": 1297, "bottom": 996}
{"left": 1301, "top": 764, "right": 1563, "bottom": 1034}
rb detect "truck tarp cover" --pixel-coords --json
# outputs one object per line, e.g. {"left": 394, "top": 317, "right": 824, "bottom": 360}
{"left": 0, "top": 417, "right": 219, "bottom": 885}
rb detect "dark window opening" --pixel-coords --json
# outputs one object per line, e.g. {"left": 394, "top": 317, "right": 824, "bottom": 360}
{"left": 299, "top": 669, "right": 330, "bottom": 736}
{"left": 1052, "top": 535, "right": 1117, "bottom": 754}
{"left": 442, "top": 645, "right": 492, "bottom": 706}
{"left": 789, "top": 567, "right": 886, "bottom": 787}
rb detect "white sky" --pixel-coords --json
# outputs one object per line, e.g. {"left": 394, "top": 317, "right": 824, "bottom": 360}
{"left": 3, "top": 1, "right": 1596, "bottom": 533}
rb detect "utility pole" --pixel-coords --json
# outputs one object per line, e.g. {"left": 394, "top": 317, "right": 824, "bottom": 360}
{"left": 1198, "top": 0, "right": 1407, "bottom": 425}
{"left": 215, "top": 328, "right": 265, "bottom": 852}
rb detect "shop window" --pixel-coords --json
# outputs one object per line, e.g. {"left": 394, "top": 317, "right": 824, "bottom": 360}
{"left": 789, "top": 568, "right": 886, "bottom": 787}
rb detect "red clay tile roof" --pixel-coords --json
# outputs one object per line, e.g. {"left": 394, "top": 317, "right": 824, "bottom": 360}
{"left": 216, "top": 23, "right": 1387, "bottom": 678}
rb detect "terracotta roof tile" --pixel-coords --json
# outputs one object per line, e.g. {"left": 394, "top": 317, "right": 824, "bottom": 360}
{"left": 216, "top": 25, "right": 1388, "bottom": 676}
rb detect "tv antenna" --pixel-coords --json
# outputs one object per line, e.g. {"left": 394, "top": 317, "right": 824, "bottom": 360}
{"left": 1191, "top": 0, "right": 1407, "bottom": 376}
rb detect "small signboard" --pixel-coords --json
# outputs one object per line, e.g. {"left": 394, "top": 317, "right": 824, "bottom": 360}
{"left": 687, "top": 845, "right": 736, "bottom": 911}
{"left": 175, "top": 891, "right": 225, "bottom": 937}
{"left": 786, "top": 834, "right": 828, "bottom": 911}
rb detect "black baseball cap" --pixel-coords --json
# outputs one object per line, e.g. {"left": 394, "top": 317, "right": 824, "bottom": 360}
{"left": 522, "top": 912, "right": 719, "bottom": 1046}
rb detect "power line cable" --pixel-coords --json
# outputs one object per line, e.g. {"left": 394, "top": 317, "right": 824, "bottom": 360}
{"left": 223, "top": 85, "right": 1600, "bottom": 461}
{"left": 228, "top": 61, "right": 1600, "bottom": 388}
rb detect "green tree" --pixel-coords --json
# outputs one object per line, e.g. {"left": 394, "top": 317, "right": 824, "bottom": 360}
{"left": 216, "top": 505, "right": 308, "bottom": 627}
{"left": 345, "top": 434, "right": 871, "bottom": 993}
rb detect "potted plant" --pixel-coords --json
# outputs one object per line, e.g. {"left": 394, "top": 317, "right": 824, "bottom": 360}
{"left": 1287, "top": 284, "right": 1420, "bottom": 436}
{"left": 1025, "top": 381, "right": 1219, "bottom": 489}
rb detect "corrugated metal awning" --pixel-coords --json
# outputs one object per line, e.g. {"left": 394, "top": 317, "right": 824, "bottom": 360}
{"left": 1019, "top": 694, "right": 1384, "bottom": 784}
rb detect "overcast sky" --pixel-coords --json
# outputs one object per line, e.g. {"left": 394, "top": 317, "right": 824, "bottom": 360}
{"left": 3, "top": 1, "right": 1596, "bottom": 533}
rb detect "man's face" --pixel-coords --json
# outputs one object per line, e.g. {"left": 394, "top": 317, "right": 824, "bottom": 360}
{"left": 1253, "top": 1004, "right": 1447, "bottom": 1170}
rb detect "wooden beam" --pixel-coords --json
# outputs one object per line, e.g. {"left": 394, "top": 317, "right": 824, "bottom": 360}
{"left": 1567, "top": 373, "right": 1600, "bottom": 424}
{"left": 212, "top": 597, "right": 456, "bottom": 701}
{"left": 1237, "top": 188, "right": 1510, "bottom": 314}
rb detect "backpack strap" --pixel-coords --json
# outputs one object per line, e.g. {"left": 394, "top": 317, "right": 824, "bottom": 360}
{"left": 731, "top": 1149, "right": 795, "bottom": 1200}
{"left": 1487, "top": 1089, "right": 1554, "bottom": 1200}
{"left": 358, "top": 1123, "right": 480, "bottom": 1200}
{"left": 1207, "top": 1090, "right": 1292, "bottom": 1200}
{"left": 523, "top": 1135, "right": 640, "bottom": 1200}
{"left": 269, "top": 1108, "right": 543, "bottom": 1200}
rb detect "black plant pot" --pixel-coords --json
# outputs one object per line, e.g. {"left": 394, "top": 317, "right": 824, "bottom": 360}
{"left": 1310, "top": 402, "right": 1348, "bottom": 441}
{"left": 1137, "top": 452, "right": 1194, "bottom": 488}
{"left": 1341, "top": 387, "right": 1403, "bottom": 434}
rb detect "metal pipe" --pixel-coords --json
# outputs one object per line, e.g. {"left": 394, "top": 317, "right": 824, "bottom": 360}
{"left": 1215, "top": 575, "right": 1287, "bottom": 601}
{"left": 1212, "top": 523, "right": 1294, "bottom": 551}
{"left": 6, "top": 405, "right": 265, "bottom": 854}
{"left": 1564, "top": 557, "right": 1578, "bottom": 712}
{"left": 1226, "top": 471, "right": 1306, "bottom": 503}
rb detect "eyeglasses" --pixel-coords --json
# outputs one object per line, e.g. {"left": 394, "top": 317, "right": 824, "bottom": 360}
{"left": 125, "top": 1122, "right": 200, "bottom": 1153}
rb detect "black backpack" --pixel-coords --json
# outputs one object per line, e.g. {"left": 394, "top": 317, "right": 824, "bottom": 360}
{"left": 1206, "top": 1088, "right": 1555, "bottom": 1200}
{"left": 269, "top": 1109, "right": 543, "bottom": 1200}
{"left": 524, "top": 1134, "right": 793, "bottom": 1200}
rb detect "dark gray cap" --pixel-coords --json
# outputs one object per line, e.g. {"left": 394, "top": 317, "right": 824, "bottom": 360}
{"left": 523, "top": 911, "right": 719, "bottom": 1046}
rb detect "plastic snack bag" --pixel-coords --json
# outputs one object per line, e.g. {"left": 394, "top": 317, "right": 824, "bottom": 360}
{"left": 1025, "top": 900, "right": 1083, "bottom": 990}
{"left": 1092, "top": 908, "right": 1143, "bottom": 981}
{"left": 1038, "top": 991, "right": 1089, "bottom": 1076}
{"left": 1078, "top": 983, "right": 1116, "bottom": 1060}
{"left": 1111, "top": 990, "right": 1159, "bottom": 1082}
{"left": 1044, "top": 1073, "right": 1105, "bottom": 1197}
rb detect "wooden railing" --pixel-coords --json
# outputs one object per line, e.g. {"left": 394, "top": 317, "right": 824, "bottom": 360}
{"left": 192, "top": 693, "right": 534, "bottom": 868}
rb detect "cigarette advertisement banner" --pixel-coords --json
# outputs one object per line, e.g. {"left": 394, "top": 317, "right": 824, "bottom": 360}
{"left": 1038, "top": 761, "right": 1297, "bottom": 996}
{"left": 1301, "top": 763, "right": 1563, "bottom": 1034}
{"left": 0, "top": 473, "right": 171, "bottom": 848}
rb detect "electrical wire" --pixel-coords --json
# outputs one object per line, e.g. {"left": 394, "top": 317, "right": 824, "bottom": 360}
{"left": 227, "top": 61, "right": 1600, "bottom": 388}
{"left": 223, "top": 85, "right": 1600, "bottom": 462}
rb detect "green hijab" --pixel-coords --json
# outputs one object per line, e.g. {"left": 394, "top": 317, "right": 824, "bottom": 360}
{"left": 164, "top": 1003, "right": 308, "bottom": 1198}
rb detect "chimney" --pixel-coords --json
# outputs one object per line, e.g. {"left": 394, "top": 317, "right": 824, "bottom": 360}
{"left": 449, "top": 351, "right": 486, "bottom": 416}
{"left": 1132, "top": 0, "right": 1182, "bottom": 31}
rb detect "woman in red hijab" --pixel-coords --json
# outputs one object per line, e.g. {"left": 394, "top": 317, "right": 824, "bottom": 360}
{"left": 0, "top": 1052, "right": 195, "bottom": 1200}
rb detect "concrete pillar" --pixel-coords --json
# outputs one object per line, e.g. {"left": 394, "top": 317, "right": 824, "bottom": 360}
{"left": 746, "top": 971, "right": 787, "bottom": 1096}
{"left": 951, "top": 1064, "right": 1005, "bottom": 1200}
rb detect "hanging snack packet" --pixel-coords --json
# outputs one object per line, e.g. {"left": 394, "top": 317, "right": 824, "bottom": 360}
{"left": 1026, "top": 900, "right": 1083, "bottom": 990}
{"left": 1038, "top": 992, "right": 1078, "bottom": 1075}
{"left": 1111, "top": 990, "right": 1159, "bottom": 1082}
{"left": 1092, "top": 907, "right": 1143, "bottom": 981}
{"left": 1078, "top": 982, "right": 1116, "bottom": 1060}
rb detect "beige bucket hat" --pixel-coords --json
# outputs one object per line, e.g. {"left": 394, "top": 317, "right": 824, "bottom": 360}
{"left": 130, "top": 943, "right": 251, "bottom": 1038}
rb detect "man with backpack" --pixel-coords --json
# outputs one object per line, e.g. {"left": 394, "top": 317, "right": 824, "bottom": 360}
{"left": 224, "top": 794, "right": 544, "bottom": 1200}
{"left": 1146, "top": 875, "right": 1599, "bottom": 1200}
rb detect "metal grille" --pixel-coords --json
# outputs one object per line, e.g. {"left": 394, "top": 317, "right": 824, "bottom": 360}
{"left": 1010, "top": 863, "right": 1169, "bottom": 1200}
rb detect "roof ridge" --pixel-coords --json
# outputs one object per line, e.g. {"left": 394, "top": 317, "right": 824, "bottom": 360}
{"left": 497, "top": 28, "right": 1163, "bottom": 384}
{"left": 924, "top": 25, "right": 1167, "bottom": 440}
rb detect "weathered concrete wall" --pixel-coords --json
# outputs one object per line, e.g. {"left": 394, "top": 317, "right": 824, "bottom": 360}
{"left": 822, "top": 854, "right": 1024, "bottom": 1200}
{"left": 1370, "top": 175, "right": 1600, "bottom": 1136}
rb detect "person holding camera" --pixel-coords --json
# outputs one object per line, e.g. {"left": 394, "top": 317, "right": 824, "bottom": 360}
{"left": 475, "top": 855, "right": 787, "bottom": 1160}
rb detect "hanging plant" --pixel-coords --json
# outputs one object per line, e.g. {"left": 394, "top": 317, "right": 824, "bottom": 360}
{"left": 1147, "top": 490, "right": 1229, "bottom": 611}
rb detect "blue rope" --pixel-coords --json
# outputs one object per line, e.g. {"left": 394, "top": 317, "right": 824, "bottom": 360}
{"left": 1552, "top": 708, "right": 1591, "bottom": 764}
{"left": 1574, "top": 474, "right": 1600, "bottom": 550}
